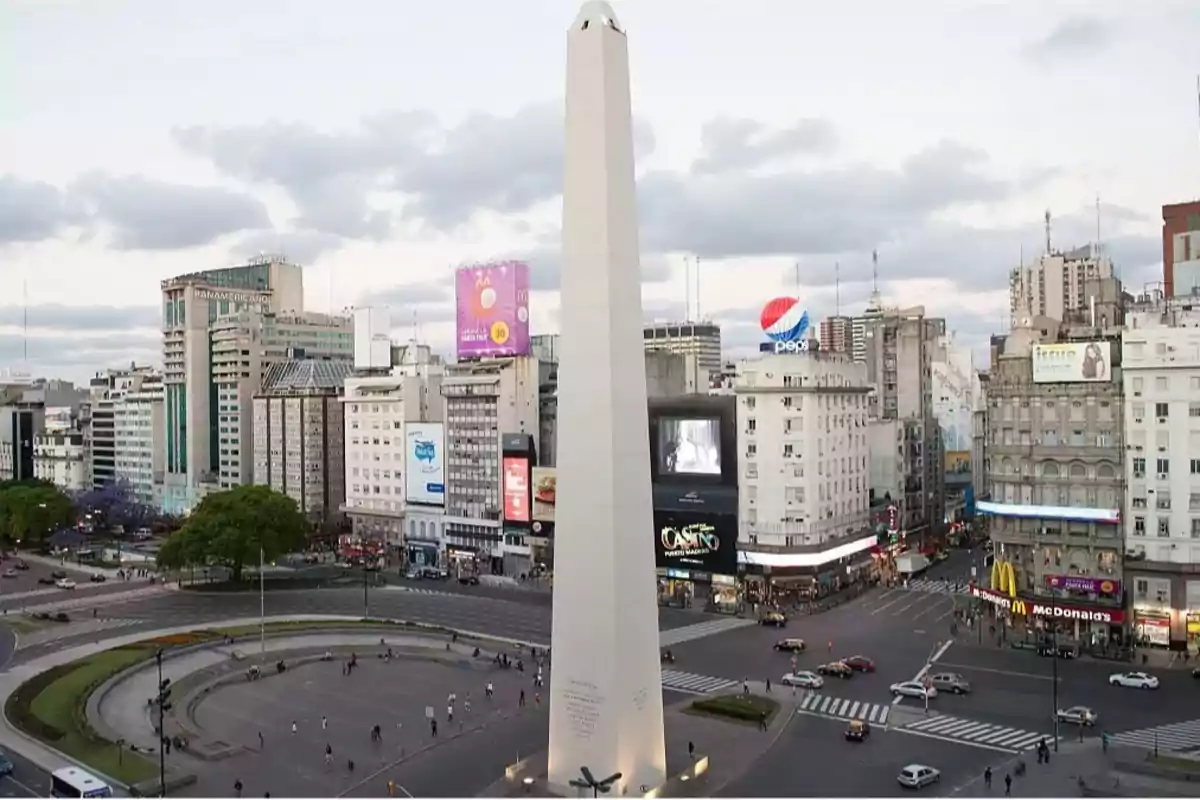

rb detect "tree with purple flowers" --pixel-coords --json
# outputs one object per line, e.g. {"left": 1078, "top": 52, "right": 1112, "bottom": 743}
{"left": 75, "top": 481, "right": 154, "bottom": 533}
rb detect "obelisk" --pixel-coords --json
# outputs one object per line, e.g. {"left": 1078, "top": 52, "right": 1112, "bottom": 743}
{"left": 546, "top": 1, "right": 667, "bottom": 795}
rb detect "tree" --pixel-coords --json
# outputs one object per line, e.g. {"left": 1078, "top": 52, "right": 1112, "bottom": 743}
{"left": 155, "top": 485, "right": 310, "bottom": 581}
{"left": 0, "top": 481, "right": 76, "bottom": 547}
{"left": 75, "top": 481, "right": 154, "bottom": 532}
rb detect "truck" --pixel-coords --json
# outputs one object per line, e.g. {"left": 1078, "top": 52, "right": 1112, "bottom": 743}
{"left": 894, "top": 552, "right": 931, "bottom": 576}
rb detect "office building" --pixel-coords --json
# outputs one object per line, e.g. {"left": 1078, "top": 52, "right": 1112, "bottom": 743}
{"left": 111, "top": 373, "right": 165, "bottom": 508}
{"left": 4, "top": 379, "right": 86, "bottom": 484}
{"left": 1121, "top": 292, "right": 1200, "bottom": 651}
{"left": 735, "top": 352, "right": 875, "bottom": 595}
{"left": 643, "top": 321, "right": 721, "bottom": 378}
{"left": 980, "top": 306, "right": 1125, "bottom": 645}
{"left": 253, "top": 359, "right": 355, "bottom": 523}
{"left": 818, "top": 315, "right": 853, "bottom": 355}
{"left": 1162, "top": 200, "right": 1200, "bottom": 298}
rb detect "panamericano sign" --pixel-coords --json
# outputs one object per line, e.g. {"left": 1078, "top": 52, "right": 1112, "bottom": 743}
{"left": 969, "top": 586, "right": 1123, "bottom": 624}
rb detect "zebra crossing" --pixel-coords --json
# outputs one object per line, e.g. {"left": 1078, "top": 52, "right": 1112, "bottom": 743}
{"left": 905, "top": 578, "right": 970, "bottom": 595}
{"left": 1108, "top": 719, "right": 1200, "bottom": 752}
{"left": 658, "top": 616, "right": 756, "bottom": 648}
{"left": 659, "top": 669, "right": 739, "bottom": 695}
{"left": 796, "top": 692, "right": 892, "bottom": 724}
{"left": 380, "top": 585, "right": 456, "bottom": 597}
{"left": 902, "top": 714, "right": 1052, "bottom": 752}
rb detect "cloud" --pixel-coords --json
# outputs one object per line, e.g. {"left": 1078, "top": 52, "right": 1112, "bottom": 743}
{"left": 693, "top": 118, "right": 838, "bottom": 174}
{"left": 0, "top": 303, "right": 161, "bottom": 331}
{"left": 230, "top": 228, "right": 346, "bottom": 265}
{"left": 507, "top": 247, "right": 674, "bottom": 292}
{"left": 71, "top": 173, "right": 270, "bottom": 250}
{"left": 1023, "top": 17, "right": 1113, "bottom": 61}
{"left": 364, "top": 280, "right": 454, "bottom": 307}
{"left": 0, "top": 175, "right": 80, "bottom": 246}
{"left": 0, "top": 331, "right": 159, "bottom": 373}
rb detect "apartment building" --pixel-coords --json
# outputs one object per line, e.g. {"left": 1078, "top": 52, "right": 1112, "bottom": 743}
{"left": 3, "top": 379, "right": 86, "bottom": 484}
{"left": 818, "top": 316, "right": 853, "bottom": 355}
{"left": 1122, "top": 293, "right": 1200, "bottom": 651}
{"left": 32, "top": 412, "right": 87, "bottom": 492}
{"left": 253, "top": 359, "right": 354, "bottom": 523}
{"left": 735, "top": 352, "right": 875, "bottom": 595}
{"left": 1009, "top": 245, "right": 1119, "bottom": 324}
{"left": 111, "top": 374, "right": 165, "bottom": 508}
{"left": 643, "top": 321, "right": 722, "bottom": 378}
{"left": 1162, "top": 200, "right": 1200, "bottom": 298}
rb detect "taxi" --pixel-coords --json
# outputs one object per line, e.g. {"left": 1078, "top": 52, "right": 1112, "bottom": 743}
{"left": 845, "top": 719, "right": 870, "bottom": 742}
{"left": 759, "top": 611, "right": 788, "bottom": 628}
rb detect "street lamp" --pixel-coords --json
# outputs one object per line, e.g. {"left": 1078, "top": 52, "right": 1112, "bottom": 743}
{"left": 154, "top": 649, "right": 172, "bottom": 796}
{"left": 259, "top": 547, "right": 266, "bottom": 666}
{"left": 569, "top": 767, "right": 622, "bottom": 799}
{"left": 1050, "top": 589, "right": 1059, "bottom": 752}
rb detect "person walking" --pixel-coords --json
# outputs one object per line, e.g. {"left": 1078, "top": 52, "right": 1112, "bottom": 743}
{"left": 447, "top": 704, "right": 454, "bottom": 724}
{"left": 765, "top": 678, "right": 771, "bottom": 693}
{"left": 486, "top": 682, "right": 494, "bottom": 700}
{"left": 257, "top": 731, "right": 264, "bottom": 749}
{"left": 983, "top": 767, "right": 991, "bottom": 790}
{"left": 324, "top": 744, "right": 333, "bottom": 768}
{"left": 291, "top": 721, "right": 297, "bottom": 735}
{"left": 1004, "top": 773, "right": 1011, "bottom": 796}
{"left": 758, "top": 711, "right": 768, "bottom": 732}
{"left": 430, "top": 717, "right": 438, "bottom": 738}
{"left": 321, "top": 715, "right": 328, "bottom": 731}
{"left": 519, "top": 689, "right": 526, "bottom": 708}
{"left": 234, "top": 779, "right": 243, "bottom": 798}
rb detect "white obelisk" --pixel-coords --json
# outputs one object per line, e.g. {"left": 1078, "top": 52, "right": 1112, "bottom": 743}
{"left": 547, "top": 2, "right": 667, "bottom": 795}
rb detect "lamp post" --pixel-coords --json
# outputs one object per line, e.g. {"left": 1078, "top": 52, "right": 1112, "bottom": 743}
{"left": 569, "top": 767, "right": 622, "bottom": 799}
{"left": 1051, "top": 589, "right": 1059, "bottom": 752}
{"left": 154, "top": 649, "right": 172, "bottom": 796}
{"left": 362, "top": 558, "right": 370, "bottom": 618}
{"left": 259, "top": 547, "right": 266, "bottom": 666}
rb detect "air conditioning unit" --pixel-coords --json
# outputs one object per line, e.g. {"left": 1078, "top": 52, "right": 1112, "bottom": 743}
{"left": 1158, "top": 417, "right": 1168, "bottom": 423}
{"left": 1134, "top": 391, "right": 1142, "bottom": 397}
{"left": 1135, "top": 418, "right": 1143, "bottom": 424}
{"left": 1157, "top": 473, "right": 1169, "bottom": 480}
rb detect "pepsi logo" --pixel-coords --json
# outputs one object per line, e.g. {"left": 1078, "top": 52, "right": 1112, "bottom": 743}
{"left": 760, "top": 297, "right": 810, "bottom": 349}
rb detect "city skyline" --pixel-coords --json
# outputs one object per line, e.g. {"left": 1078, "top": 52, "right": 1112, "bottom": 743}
{"left": 3, "top": 0, "right": 1196, "bottom": 382}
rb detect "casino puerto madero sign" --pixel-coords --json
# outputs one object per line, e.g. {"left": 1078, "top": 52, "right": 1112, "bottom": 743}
{"left": 660, "top": 522, "right": 720, "bottom": 559}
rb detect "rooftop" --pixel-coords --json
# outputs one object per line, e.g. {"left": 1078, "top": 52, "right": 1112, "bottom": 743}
{"left": 258, "top": 359, "right": 354, "bottom": 395}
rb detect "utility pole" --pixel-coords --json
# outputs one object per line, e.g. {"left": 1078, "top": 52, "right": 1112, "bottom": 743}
{"left": 363, "top": 559, "right": 370, "bottom": 618}
{"left": 155, "top": 649, "right": 172, "bottom": 796}
{"left": 1051, "top": 590, "right": 1059, "bottom": 752}
{"left": 259, "top": 547, "right": 266, "bottom": 665}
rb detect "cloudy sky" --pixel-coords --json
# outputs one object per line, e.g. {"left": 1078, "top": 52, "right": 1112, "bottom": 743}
{"left": 3, "top": 0, "right": 1196, "bottom": 382}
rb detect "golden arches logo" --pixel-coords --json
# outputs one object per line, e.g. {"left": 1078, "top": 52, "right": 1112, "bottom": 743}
{"left": 1011, "top": 599, "right": 1028, "bottom": 616}
{"left": 990, "top": 560, "right": 1018, "bottom": 597}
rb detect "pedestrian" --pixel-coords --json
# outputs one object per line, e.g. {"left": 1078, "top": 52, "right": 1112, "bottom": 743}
{"left": 347, "top": 759, "right": 354, "bottom": 773}
{"left": 321, "top": 715, "right": 328, "bottom": 731}
{"left": 291, "top": 721, "right": 297, "bottom": 735}
{"left": 430, "top": 718, "right": 438, "bottom": 737}
{"left": 1004, "top": 773, "right": 1011, "bottom": 796}
{"left": 464, "top": 697, "right": 472, "bottom": 714}
{"left": 535, "top": 692, "right": 541, "bottom": 709}
{"left": 758, "top": 711, "right": 768, "bottom": 732}
{"left": 234, "top": 779, "right": 243, "bottom": 798}
{"left": 984, "top": 767, "right": 991, "bottom": 789}
{"left": 765, "top": 678, "right": 771, "bottom": 693}
{"left": 447, "top": 704, "right": 454, "bottom": 723}
{"left": 519, "top": 689, "right": 526, "bottom": 708}
{"left": 387, "top": 780, "right": 396, "bottom": 797}
{"left": 827, "top": 640, "right": 833, "bottom": 654}
{"left": 257, "top": 731, "right": 264, "bottom": 749}
{"left": 742, "top": 678, "right": 749, "bottom": 695}
{"left": 324, "top": 744, "right": 333, "bottom": 767}
{"left": 486, "top": 682, "right": 494, "bottom": 699}
{"left": 687, "top": 741, "right": 695, "bottom": 761}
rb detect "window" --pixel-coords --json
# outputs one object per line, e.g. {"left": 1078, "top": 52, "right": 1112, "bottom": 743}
{"left": 1132, "top": 496, "right": 1147, "bottom": 509}
{"left": 1132, "top": 457, "right": 1146, "bottom": 477}
{"left": 1133, "top": 377, "right": 1144, "bottom": 392}
{"left": 747, "top": 418, "right": 756, "bottom": 432}
{"left": 1156, "top": 493, "right": 1171, "bottom": 510}
{"left": 1155, "top": 403, "right": 1169, "bottom": 418}
{"left": 1156, "top": 459, "right": 1169, "bottom": 475}
{"left": 1193, "top": 519, "right": 1200, "bottom": 539}
{"left": 1192, "top": 459, "right": 1200, "bottom": 475}
{"left": 1157, "top": 518, "right": 1170, "bottom": 537}
{"left": 1156, "top": 377, "right": 1169, "bottom": 391}
{"left": 1133, "top": 516, "right": 1145, "bottom": 536}
{"left": 783, "top": 444, "right": 794, "bottom": 458}
{"left": 745, "top": 396, "right": 756, "bottom": 409}
{"left": 1191, "top": 403, "right": 1200, "bottom": 418}
{"left": 1135, "top": 578, "right": 1149, "bottom": 597}
{"left": 746, "top": 443, "right": 757, "bottom": 455}
{"left": 1191, "top": 493, "right": 1200, "bottom": 511}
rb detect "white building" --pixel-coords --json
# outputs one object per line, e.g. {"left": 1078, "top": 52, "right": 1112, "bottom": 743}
{"left": 87, "top": 366, "right": 156, "bottom": 490}
{"left": 341, "top": 345, "right": 443, "bottom": 551}
{"left": 32, "top": 429, "right": 87, "bottom": 492}
{"left": 735, "top": 352, "right": 875, "bottom": 588}
{"left": 1009, "top": 245, "right": 1117, "bottom": 325}
{"left": 112, "top": 374, "right": 165, "bottom": 508}
{"left": 441, "top": 356, "right": 539, "bottom": 572}
{"left": 1122, "top": 293, "right": 1200, "bottom": 651}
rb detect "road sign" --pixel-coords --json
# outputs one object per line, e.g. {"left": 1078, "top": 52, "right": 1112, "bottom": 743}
{"left": 424, "top": 706, "right": 434, "bottom": 719}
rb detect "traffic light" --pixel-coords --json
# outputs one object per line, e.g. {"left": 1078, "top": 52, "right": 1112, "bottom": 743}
{"left": 158, "top": 677, "right": 172, "bottom": 713}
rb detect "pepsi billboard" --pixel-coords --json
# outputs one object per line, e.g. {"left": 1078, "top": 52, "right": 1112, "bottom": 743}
{"left": 760, "top": 297, "right": 810, "bottom": 354}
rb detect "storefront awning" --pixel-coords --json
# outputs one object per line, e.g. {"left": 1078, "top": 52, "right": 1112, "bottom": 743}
{"left": 739, "top": 533, "right": 876, "bottom": 568}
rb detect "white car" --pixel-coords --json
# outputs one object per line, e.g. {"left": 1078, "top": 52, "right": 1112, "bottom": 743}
{"left": 1109, "top": 671, "right": 1158, "bottom": 690}
{"left": 897, "top": 764, "right": 941, "bottom": 789}
{"left": 781, "top": 671, "right": 824, "bottom": 689}
{"left": 1055, "top": 706, "right": 1098, "bottom": 726}
{"left": 891, "top": 681, "right": 938, "bottom": 699}
{"left": 54, "top": 578, "right": 76, "bottom": 590}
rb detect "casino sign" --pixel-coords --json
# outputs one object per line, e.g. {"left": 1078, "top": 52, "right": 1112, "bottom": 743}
{"left": 969, "top": 584, "right": 1125, "bottom": 624}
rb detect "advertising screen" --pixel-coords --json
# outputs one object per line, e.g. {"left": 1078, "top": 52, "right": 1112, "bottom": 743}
{"left": 503, "top": 457, "right": 530, "bottom": 523}
{"left": 945, "top": 450, "right": 971, "bottom": 475}
{"left": 404, "top": 422, "right": 445, "bottom": 506}
{"left": 1032, "top": 341, "right": 1111, "bottom": 384}
{"left": 658, "top": 417, "right": 721, "bottom": 476}
{"left": 653, "top": 510, "right": 737, "bottom": 575}
{"left": 532, "top": 467, "right": 556, "bottom": 522}
{"left": 455, "top": 262, "right": 531, "bottom": 359}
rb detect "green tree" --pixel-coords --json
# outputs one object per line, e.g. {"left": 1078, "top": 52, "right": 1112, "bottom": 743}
{"left": 0, "top": 481, "right": 76, "bottom": 547}
{"left": 155, "top": 485, "right": 310, "bottom": 581}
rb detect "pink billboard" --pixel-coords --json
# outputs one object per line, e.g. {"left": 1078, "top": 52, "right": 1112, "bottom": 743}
{"left": 455, "top": 261, "right": 531, "bottom": 358}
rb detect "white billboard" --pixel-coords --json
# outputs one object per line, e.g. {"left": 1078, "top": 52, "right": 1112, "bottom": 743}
{"left": 353, "top": 306, "right": 392, "bottom": 370}
{"left": 1032, "top": 341, "right": 1111, "bottom": 384}
{"left": 405, "top": 422, "right": 446, "bottom": 506}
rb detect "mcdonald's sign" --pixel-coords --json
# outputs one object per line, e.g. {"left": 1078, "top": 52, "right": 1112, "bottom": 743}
{"left": 990, "top": 559, "right": 1018, "bottom": 597}
{"left": 969, "top": 584, "right": 1125, "bottom": 624}
{"left": 1010, "top": 598, "right": 1028, "bottom": 616}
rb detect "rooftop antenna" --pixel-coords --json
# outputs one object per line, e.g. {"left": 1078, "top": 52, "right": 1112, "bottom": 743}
{"left": 695, "top": 255, "right": 702, "bottom": 321}
{"left": 867, "top": 249, "right": 882, "bottom": 309}
{"left": 22, "top": 280, "right": 28, "bottom": 367}
{"left": 1044, "top": 209, "right": 1052, "bottom": 255}
{"left": 683, "top": 255, "right": 692, "bottom": 322}
{"left": 834, "top": 261, "right": 841, "bottom": 316}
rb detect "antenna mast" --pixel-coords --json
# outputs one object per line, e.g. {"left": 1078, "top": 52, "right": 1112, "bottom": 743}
{"left": 695, "top": 256, "right": 702, "bottom": 321}
{"left": 1044, "top": 209, "right": 1052, "bottom": 255}
{"left": 835, "top": 261, "right": 841, "bottom": 316}
{"left": 871, "top": 249, "right": 879, "bottom": 295}
{"left": 22, "top": 281, "right": 28, "bottom": 367}
{"left": 684, "top": 255, "right": 692, "bottom": 323}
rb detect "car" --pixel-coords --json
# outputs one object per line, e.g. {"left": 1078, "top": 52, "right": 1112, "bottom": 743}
{"left": 13, "top": 560, "right": 28, "bottom": 571}
{"left": 817, "top": 661, "right": 854, "bottom": 679}
{"left": 845, "top": 719, "right": 871, "bottom": 742}
{"left": 55, "top": 578, "right": 76, "bottom": 590}
{"left": 0, "top": 749, "right": 13, "bottom": 777}
{"left": 774, "top": 638, "right": 806, "bottom": 653}
{"left": 897, "top": 764, "right": 941, "bottom": 789}
{"left": 780, "top": 671, "right": 823, "bottom": 689}
{"left": 50, "top": 570, "right": 67, "bottom": 580}
{"left": 1, "top": 569, "right": 17, "bottom": 579}
{"left": 89, "top": 573, "right": 107, "bottom": 583}
{"left": 1055, "top": 706, "right": 1098, "bottom": 726}
{"left": 1037, "top": 641, "right": 1078, "bottom": 659}
{"left": 843, "top": 655, "right": 876, "bottom": 672}
{"left": 1192, "top": 667, "right": 1200, "bottom": 680}
{"left": 1109, "top": 671, "right": 1159, "bottom": 690}
{"left": 891, "top": 681, "right": 938, "bottom": 699}
{"left": 759, "top": 611, "right": 787, "bottom": 628}
{"left": 458, "top": 574, "right": 480, "bottom": 585}
{"left": 37, "top": 576, "right": 55, "bottom": 585}
{"left": 928, "top": 673, "right": 971, "bottom": 694}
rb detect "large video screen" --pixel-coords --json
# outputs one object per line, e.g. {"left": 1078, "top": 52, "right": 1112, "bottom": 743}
{"left": 658, "top": 417, "right": 722, "bottom": 476}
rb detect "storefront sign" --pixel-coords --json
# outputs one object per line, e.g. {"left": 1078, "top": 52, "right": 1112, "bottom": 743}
{"left": 193, "top": 288, "right": 272, "bottom": 305}
{"left": 1046, "top": 575, "right": 1121, "bottom": 596}
{"left": 653, "top": 510, "right": 738, "bottom": 576}
{"left": 970, "top": 585, "right": 1125, "bottom": 624}
{"left": 662, "top": 523, "right": 720, "bottom": 559}
{"left": 1134, "top": 615, "right": 1170, "bottom": 647}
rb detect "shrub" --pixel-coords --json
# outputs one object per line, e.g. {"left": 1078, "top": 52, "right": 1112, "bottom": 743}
{"left": 5, "top": 662, "right": 76, "bottom": 742}
{"left": 690, "top": 694, "right": 779, "bottom": 723}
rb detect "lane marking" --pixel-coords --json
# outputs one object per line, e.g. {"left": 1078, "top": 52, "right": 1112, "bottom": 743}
{"left": 911, "top": 597, "right": 952, "bottom": 622}
{"left": 932, "top": 608, "right": 955, "bottom": 624}
{"left": 890, "top": 595, "right": 938, "bottom": 617}
{"left": 1, "top": 774, "right": 41, "bottom": 797}
{"left": 935, "top": 662, "right": 1057, "bottom": 681}
{"left": 869, "top": 595, "right": 909, "bottom": 616}
{"left": 895, "top": 725, "right": 1024, "bottom": 754}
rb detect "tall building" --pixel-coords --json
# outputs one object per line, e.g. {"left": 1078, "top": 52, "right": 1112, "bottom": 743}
{"left": 1162, "top": 200, "right": 1200, "bottom": 298}
{"left": 341, "top": 345, "right": 443, "bottom": 551}
{"left": 1009, "top": 246, "right": 1118, "bottom": 324}
{"left": 4, "top": 379, "right": 86, "bottom": 484}
{"left": 160, "top": 258, "right": 351, "bottom": 513}
{"left": 932, "top": 335, "right": 979, "bottom": 526}
{"left": 860, "top": 305, "right": 945, "bottom": 542}
{"left": 979, "top": 310, "right": 1125, "bottom": 646}
{"left": 440, "top": 356, "right": 539, "bottom": 567}
{"left": 32, "top": 406, "right": 87, "bottom": 492}
{"left": 1121, "top": 292, "right": 1200, "bottom": 651}
{"left": 643, "top": 321, "right": 721, "bottom": 378}
{"left": 112, "top": 373, "right": 164, "bottom": 508}
{"left": 735, "top": 352, "right": 875, "bottom": 597}
{"left": 818, "top": 315, "right": 853, "bottom": 354}
{"left": 253, "top": 360, "right": 355, "bottom": 523}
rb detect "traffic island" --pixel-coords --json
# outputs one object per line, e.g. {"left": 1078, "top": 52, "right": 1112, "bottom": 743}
{"left": 685, "top": 694, "right": 779, "bottom": 727}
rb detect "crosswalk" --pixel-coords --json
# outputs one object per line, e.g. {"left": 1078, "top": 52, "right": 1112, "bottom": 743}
{"left": 17, "top": 585, "right": 171, "bottom": 615}
{"left": 1109, "top": 719, "right": 1200, "bottom": 752}
{"left": 903, "top": 714, "right": 1051, "bottom": 752}
{"left": 659, "top": 617, "right": 755, "bottom": 647}
{"left": 905, "top": 578, "right": 970, "bottom": 595}
{"left": 660, "top": 669, "right": 739, "bottom": 695}
{"left": 380, "top": 585, "right": 456, "bottom": 597}
{"left": 797, "top": 692, "right": 891, "bottom": 724}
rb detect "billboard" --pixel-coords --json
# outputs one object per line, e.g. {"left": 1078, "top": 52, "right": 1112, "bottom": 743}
{"left": 760, "top": 297, "right": 810, "bottom": 354}
{"left": 654, "top": 510, "right": 739, "bottom": 576}
{"left": 658, "top": 417, "right": 721, "bottom": 476}
{"left": 945, "top": 450, "right": 971, "bottom": 475}
{"left": 455, "top": 262, "right": 531, "bottom": 359}
{"left": 503, "top": 456, "right": 530, "bottom": 523}
{"left": 532, "top": 467, "right": 556, "bottom": 521}
{"left": 1032, "top": 342, "right": 1111, "bottom": 384}
{"left": 353, "top": 306, "right": 392, "bottom": 370}
{"left": 404, "top": 423, "right": 445, "bottom": 506}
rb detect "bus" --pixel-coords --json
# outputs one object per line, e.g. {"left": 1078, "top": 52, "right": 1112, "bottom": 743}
{"left": 50, "top": 767, "right": 113, "bottom": 798}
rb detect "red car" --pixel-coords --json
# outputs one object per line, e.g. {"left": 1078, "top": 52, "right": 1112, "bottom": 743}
{"left": 843, "top": 655, "right": 876, "bottom": 673}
